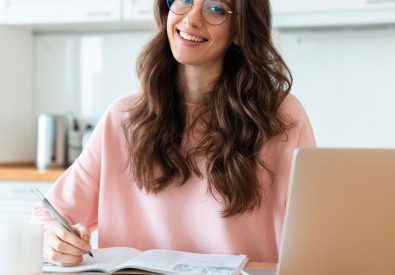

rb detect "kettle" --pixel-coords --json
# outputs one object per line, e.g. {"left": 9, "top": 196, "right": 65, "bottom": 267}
{"left": 36, "top": 114, "right": 68, "bottom": 170}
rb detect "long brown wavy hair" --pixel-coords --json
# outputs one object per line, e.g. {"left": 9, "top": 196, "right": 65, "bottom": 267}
{"left": 123, "top": 0, "right": 293, "bottom": 217}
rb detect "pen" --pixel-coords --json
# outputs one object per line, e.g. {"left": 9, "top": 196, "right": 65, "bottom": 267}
{"left": 32, "top": 188, "right": 94, "bottom": 258}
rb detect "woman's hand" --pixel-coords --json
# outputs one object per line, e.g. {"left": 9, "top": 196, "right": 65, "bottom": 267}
{"left": 43, "top": 221, "right": 92, "bottom": 266}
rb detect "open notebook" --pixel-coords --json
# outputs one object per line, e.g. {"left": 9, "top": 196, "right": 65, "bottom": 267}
{"left": 43, "top": 247, "right": 248, "bottom": 275}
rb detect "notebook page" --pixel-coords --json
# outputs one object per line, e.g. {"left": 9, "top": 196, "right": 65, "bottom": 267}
{"left": 43, "top": 247, "right": 141, "bottom": 273}
{"left": 116, "top": 250, "right": 248, "bottom": 275}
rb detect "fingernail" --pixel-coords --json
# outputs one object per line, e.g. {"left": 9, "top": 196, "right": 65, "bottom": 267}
{"left": 83, "top": 234, "right": 89, "bottom": 241}
{"left": 84, "top": 245, "right": 90, "bottom": 251}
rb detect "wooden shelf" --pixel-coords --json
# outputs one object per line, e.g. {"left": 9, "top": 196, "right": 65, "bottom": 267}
{"left": 0, "top": 163, "right": 65, "bottom": 181}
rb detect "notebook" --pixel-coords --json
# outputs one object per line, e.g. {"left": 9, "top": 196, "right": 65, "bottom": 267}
{"left": 43, "top": 247, "right": 248, "bottom": 275}
{"left": 276, "top": 148, "right": 395, "bottom": 275}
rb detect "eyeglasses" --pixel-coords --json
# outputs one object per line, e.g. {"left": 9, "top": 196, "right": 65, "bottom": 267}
{"left": 167, "top": 0, "right": 233, "bottom": 26}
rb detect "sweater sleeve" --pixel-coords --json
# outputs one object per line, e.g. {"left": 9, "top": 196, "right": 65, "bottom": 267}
{"left": 296, "top": 106, "right": 316, "bottom": 148}
{"left": 31, "top": 160, "right": 100, "bottom": 230}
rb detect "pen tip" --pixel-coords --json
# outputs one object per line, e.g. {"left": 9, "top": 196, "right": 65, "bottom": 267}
{"left": 89, "top": 251, "right": 94, "bottom": 258}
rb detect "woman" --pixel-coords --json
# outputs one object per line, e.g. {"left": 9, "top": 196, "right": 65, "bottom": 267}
{"left": 33, "top": 0, "right": 315, "bottom": 266}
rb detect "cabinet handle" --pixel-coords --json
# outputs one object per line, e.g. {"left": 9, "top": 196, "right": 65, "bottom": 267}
{"left": 85, "top": 11, "right": 112, "bottom": 17}
{"left": 367, "top": 0, "right": 395, "bottom": 4}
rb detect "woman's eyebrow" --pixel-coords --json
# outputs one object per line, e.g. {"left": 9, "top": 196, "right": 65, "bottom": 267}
{"left": 211, "top": 0, "right": 232, "bottom": 8}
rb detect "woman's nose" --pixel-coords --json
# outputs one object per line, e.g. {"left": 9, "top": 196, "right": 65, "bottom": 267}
{"left": 182, "top": 4, "right": 204, "bottom": 28}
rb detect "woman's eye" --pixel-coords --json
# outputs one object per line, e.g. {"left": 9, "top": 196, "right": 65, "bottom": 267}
{"left": 182, "top": 0, "right": 193, "bottom": 4}
{"left": 208, "top": 5, "right": 226, "bottom": 15}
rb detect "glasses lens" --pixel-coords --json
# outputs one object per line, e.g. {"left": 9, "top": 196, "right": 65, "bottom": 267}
{"left": 202, "top": 0, "right": 231, "bottom": 25}
{"left": 167, "top": 0, "right": 193, "bottom": 15}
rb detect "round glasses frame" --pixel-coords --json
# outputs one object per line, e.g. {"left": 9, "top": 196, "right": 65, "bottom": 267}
{"left": 166, "top": 0, "right": 234, "bottom": 26}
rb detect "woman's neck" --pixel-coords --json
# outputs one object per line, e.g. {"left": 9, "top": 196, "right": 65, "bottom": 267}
{"left": 177, "top": 63, "right": 223, "bottom": 105}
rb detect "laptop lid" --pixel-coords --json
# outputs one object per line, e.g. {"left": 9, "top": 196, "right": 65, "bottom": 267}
{"left": 277, "top": 148, "right": 395, "bottom": 275}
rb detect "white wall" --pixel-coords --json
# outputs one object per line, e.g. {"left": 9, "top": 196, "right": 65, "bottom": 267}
{"left": 0, "top": 27, "right": 34, "bottom": 162}
{"left": 34, "top": 31, "right": 153, "bottom": 119}
{"left": 34, "top": 34, "right": 81, "bottom": 117}
{"left": 276, "top": 26, "right": 395, "bottom": 148}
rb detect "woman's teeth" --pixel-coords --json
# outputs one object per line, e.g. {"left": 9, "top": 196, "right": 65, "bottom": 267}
{"left": 179, "top": 31, "right": 207, "bottom": 43}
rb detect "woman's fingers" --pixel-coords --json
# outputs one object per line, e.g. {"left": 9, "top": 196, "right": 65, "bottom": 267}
{"left": 47, "top": 229, "right": 85, "bottom": 256}
{"left": 73, "top": 223, "right": 91, "bottom": 243}
{"left": 43, "top": 221, "right": 91, "bottom": 266}
{"left": 51, "top": 222, "right": 91, "bottom": 252}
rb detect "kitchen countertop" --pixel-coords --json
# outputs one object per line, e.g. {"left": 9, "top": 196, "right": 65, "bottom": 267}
{"left": 0, "top": 163, "right": 65, "bottom": 181}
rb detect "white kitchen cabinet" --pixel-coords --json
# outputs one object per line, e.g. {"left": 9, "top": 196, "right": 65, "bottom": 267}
{"left": 272, "top": 0, "right": 395, "bottom": 28}
{"left": 123, "top": 0, "right": 154, "bottom": 21}
{"left": 4, "top": 0, "right": 122, "bottom": 25}
{"left": 272, "top": 0, "right": 395, "bottom": 13}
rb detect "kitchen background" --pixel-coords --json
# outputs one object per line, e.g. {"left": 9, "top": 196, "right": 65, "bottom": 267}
{"left": 1, "top": 0, "right": 395, "bottom": 236}
{"left": 2, "top": 0, "right": 395, "bottom": 163}
{"left": 2, "top": 0, "right": 395, "bottom": 164}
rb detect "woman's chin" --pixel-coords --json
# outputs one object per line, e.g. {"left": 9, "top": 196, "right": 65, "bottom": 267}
{"left": 175, "top": 59, "right": 201, "bottom": 66}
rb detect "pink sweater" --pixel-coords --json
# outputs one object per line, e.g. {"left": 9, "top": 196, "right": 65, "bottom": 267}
{"left": 32, "top": 94, "right": 315, "bottom": 262}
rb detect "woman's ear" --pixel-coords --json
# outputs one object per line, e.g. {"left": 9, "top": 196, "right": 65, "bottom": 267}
{"left": 232, "top": 34, "right": 239, "bottom": 46}
{"left": 232, "top": 32, "right": 240, "bottom": 46}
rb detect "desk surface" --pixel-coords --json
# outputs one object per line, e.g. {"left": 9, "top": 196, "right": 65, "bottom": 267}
{"left": 43, "top": 262, "right": 277, "bottom": 274}
{"left": 245, "top": 262, "right": 277, "bottom": 269}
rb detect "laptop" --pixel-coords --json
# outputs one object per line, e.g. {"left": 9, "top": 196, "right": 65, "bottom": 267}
{"left": 273, "top": 148, "right": 395, "bottom": 275}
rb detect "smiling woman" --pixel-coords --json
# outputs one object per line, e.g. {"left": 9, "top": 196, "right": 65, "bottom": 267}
{"left": 32, "top": 0, "right": 315, "bottom": 267}
{"left": 166, "top": 0, "right": 235, "bottom": 71}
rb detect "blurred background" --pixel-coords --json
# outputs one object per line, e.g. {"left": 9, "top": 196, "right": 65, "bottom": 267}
{"left": 1, "top": 0, "right": 395, "bottom": 164}
{"left": 0, "top": 0, "right": 395, "bottom": 230}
